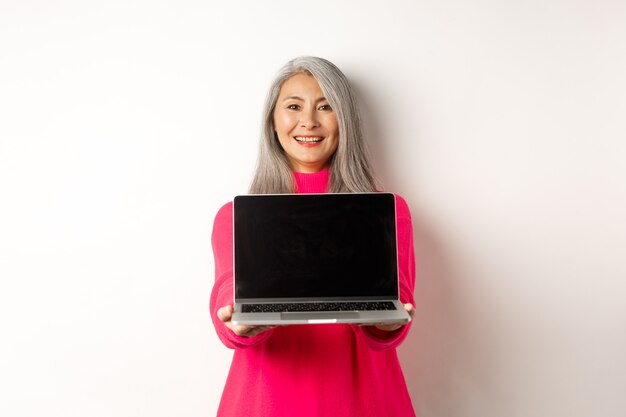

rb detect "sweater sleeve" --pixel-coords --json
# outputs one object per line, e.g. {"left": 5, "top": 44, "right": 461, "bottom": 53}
{"left": 209, "top": 202, "right": 274, "bottom": 349}
{"left": 352, "top": 194, "right": 416, "bottom": 350}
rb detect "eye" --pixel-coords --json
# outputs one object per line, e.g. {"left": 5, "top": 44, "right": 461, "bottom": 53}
{"left": 287, "top": 104, "right": 301, "bottom": 110}
{"left": 318, "top": 104, "right": 332, "bottom": 111}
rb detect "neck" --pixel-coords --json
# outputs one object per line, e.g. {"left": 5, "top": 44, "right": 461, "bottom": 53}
{"left": 293, "top": 169, "right": 330, "bottom": 194}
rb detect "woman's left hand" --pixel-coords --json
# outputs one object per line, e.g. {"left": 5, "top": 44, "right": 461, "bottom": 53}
{"left": 372, "top": 303, "right": 415, "bottom": 332}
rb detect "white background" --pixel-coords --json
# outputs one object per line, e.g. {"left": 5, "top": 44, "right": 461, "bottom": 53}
{"left": 1, "top": 1, "right": 625, "bottom": 416}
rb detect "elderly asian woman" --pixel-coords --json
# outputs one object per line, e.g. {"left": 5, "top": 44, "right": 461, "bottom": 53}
{"left": 210, "top": 56, "right": 417, "bottom": 416}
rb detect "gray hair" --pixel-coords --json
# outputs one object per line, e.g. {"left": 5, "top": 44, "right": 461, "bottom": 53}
{"left": 249, "top": 56, "right": 378, "bottom": 194}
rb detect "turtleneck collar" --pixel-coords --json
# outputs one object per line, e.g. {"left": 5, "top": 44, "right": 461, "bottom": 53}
{"left": 293, "top": 169, "right": 330, "bottom": 194}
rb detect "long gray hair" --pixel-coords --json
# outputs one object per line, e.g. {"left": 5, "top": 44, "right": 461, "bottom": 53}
{"left": 249, "top": 56, "right": 378, "bottom": 194}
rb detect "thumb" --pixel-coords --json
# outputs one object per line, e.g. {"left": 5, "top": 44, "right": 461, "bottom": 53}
{"left": 217, "top": 305, "right": 233, "bottom": 322}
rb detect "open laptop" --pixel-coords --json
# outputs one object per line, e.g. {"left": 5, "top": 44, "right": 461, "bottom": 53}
{"left": 231, "top": 192, "right": 411, "bottom": 326}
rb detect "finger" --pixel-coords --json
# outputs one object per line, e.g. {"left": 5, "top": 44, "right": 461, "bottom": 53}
{"left": 404, "top": 303, "right": 416, "bottom": 319}
{"left": 234, "top": 324, "right": 275, "bottom": 337}
{"left": 246, "top": 325, "right": 274, "bottom": 337}
{"left": 232, "top": 325, "right": 253, "bottom": 337}
{"left": 374, "top": 323, "right": 402, "bottom": 332}
{"left": 217, "top": 305, "right": 233, "bottom": 322}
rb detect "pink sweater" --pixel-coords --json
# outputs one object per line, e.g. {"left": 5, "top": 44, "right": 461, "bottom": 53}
{"left": 210, "top": 170, "right": 416, "bottom": 416}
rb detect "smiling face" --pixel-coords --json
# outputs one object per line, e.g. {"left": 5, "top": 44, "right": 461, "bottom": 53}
{"left": 273, "top": 73, "right": 339, "bottom": 173}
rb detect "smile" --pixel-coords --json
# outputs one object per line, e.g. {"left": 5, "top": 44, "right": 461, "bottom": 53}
{"left": 294, "top": 136, "right": 324, "bottom": 143}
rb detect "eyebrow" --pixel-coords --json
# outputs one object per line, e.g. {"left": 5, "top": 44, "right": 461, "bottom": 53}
{"left": 280, "top": 95, "right": 327, "bottom": 103}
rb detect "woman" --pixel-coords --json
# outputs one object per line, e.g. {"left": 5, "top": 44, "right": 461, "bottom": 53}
{"left": 210, "top": 56, "right": 416, "bottom": 416}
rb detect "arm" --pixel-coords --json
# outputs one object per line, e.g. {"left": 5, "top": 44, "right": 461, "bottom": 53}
{"left": 209, "top": 202, "right": 275, "bottom": 349}
{"left": 352, "top": 194, "right": 416, "bottom": 350}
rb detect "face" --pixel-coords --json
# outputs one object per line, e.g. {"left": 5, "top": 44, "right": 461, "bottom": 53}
{"left": 273, "top": 73, "right": 339, "bottom": 173}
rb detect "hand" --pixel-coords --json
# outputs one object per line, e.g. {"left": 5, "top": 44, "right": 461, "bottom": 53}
{"left": 217, "top": 305, "right": 276, "bottom": 337}
{"left": 370, "top": 303, "right": 415, "bottom": 333}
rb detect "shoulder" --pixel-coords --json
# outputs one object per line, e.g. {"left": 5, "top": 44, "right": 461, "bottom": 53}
{"left": 214, "top": 201, "right": 233, "bottom": 221}
{"left": 391, "top": 193, "right": 412, "bottom": 220}
{"left": 211, "top": 201, "right": 233, "bottom": 236}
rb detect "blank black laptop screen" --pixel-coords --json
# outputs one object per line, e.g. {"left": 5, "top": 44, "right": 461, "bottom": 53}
{"left": 233, "top": 193, "right": 398, "bottom": 300}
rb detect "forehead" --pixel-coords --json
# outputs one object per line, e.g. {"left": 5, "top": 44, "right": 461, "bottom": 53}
{"left": 278, "top": 73, "right": 324, "bottom": 98}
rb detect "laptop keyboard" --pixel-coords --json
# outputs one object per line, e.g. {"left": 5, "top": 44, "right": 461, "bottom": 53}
{"left": 241, "top": 301, "right": 396, "bottom": 313}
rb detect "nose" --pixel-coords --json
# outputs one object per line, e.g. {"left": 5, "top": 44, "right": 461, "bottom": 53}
{"left": 300, "top": 109, "right": 320, "bottom": 129}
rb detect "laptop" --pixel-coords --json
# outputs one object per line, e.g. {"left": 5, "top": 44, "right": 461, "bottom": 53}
{"left": 231, "top": 192, "right": 411, "bottom": 326}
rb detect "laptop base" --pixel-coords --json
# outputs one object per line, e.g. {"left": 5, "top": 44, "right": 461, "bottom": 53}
{"left": 232, "top": 300, "right": 411, "bottom": 326}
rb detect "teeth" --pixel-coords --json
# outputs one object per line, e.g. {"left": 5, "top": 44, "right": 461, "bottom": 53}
{"left": 294, "top": 136, "right": 323, "bottom": 143}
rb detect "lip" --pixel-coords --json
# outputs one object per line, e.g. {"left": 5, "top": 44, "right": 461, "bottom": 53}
{"left": 293, "top": 135, "right": 325, "bottom": 147}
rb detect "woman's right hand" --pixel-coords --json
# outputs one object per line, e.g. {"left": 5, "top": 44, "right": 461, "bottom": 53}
{"left": 217, "top": 305, "right": 276, "bottom": 337}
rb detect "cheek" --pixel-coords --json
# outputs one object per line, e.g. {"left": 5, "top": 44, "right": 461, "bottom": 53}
{"left": 325, "top": 115, "right": 339, "bottom": 137}
{"left": 274, "top": 112, "right": 296, "bottom": 135}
